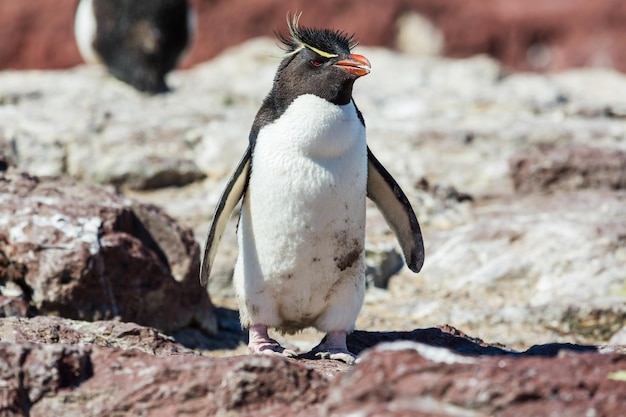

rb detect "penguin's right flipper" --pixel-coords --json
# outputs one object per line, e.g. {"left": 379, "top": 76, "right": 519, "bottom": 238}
{"left": 366, "top": 148, "right": 425, "bottom": 273}
{"left": 200, "top": 147, "right": 252, "bottom": 286}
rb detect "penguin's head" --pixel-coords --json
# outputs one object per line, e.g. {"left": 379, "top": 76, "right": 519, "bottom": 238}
{"left": 272, "top": 13, "right": 371, "bottom": 106}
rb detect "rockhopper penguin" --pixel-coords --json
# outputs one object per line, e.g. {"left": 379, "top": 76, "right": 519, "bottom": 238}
{"left": 74, "top": 0, "right": 193, "bottom": 93}
{"left": 201, "top": 14, "right": 424, "bottom": 364}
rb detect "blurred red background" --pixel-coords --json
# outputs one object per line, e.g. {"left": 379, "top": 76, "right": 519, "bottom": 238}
{"left": 1, "top": 0, "right": 626, "bottom": 73}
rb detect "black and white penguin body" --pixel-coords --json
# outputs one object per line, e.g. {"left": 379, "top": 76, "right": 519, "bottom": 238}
{"left": 74, "top": 0, "right": 192, "bottom": 93}
{"left": 238, "top": 92, "right": 368, "bottom": 336}
{"left": 201, "top": 14, "right": 424, "bottom": 363}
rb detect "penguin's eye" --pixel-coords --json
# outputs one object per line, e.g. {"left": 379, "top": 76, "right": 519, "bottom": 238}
{"left": 310, "top": 60, "right": 323, "bottom": 67}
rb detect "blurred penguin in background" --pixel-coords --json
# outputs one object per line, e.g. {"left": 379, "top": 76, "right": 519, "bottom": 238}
{"left": 74, "top": 0, "right": 194, "bottom": 94}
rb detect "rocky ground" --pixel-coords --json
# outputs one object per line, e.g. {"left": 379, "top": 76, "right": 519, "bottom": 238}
{"left": 1, "top": 39, "right": 626, "bottom": 415}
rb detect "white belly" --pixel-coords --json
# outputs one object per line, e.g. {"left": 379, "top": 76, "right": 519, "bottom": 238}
{"left": 235, "top": 94, "right": 367, "bottom": 333}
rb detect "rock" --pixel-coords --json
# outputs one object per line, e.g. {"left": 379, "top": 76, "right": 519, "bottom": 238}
{"left": 609, "top": 326, "right": 626, "bottom": 345}
{"left": 0, "top": 170, "right": 217, "bottom": 335}
{"left": 8, "top": 342, "right": 330, "bottom": 417}
{"left": 0, "top": 342, "right": 93, "bottom": 417}
{"left": 90, "top": 155, "right": 207, "bottom": 191}
{"left": 383, "top": 189, "right": 626, "bottom": 348}
{"left": 3, "top": 39, "right": 626, "bottom": 197}
{"left": 365, "top": 245, "right": 404, "bottom": 289}
{"left": 326, "top": 342, "right": 626, "bottom": 417}
{"left": 3, "top": 0, "right": 626, "bottom": 74}
{"left": 0, "top": 68, "right": 211, "bottom": 190}
{"left": 0, "top": 295, "right": 30, "bottom": 318}
{"left": 1, "top": 125, "right": 66, "bottom": 178}
{"left": 509, "top": 143, "right": 626, "bottom": 192}
{"left": 129, "top": 201, "right": 202, "bottom": 284}
{"left": 0, "top": 323, "right": 623, "bottom": 417}
{"left": 0, "top": 316, "right": 195, "bottom": 356}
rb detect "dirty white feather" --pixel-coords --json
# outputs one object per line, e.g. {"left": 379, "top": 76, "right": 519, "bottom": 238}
{"left": 235, "top": 94, "right": 368, "bottom": 334}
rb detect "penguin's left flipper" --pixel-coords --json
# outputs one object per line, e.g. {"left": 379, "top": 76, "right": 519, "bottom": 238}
{"left": 200, "top": 147, "right": 252, "bottom": 286}
{"left": 366, "top": 148, "right": 425, "bottom": 273}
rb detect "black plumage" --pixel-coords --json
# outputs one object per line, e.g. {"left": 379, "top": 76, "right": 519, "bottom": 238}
{"left": 89, "top": 0, "right": 191, "bottom": 93}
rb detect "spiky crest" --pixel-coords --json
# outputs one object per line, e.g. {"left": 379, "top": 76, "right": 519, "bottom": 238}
{"left": 276, "top": 12, "right": 358, "bottom": 59}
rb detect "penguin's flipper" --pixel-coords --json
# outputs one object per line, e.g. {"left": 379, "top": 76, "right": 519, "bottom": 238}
{"left": 366, "top": 148, "right": 424, "bottom": 272}
{"left": 200, "top": 147, "right": 252, "bottom": 286}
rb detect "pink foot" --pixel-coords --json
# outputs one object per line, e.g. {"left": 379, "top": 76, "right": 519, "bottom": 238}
{"left": 314, "top": 330, "right": 358, "bottom": 364}
{"left": 248, "top": 324, "right": 297, "bottom": 358}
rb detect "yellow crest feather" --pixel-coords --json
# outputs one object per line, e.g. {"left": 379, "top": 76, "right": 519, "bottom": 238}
{"left": 285, "top": 12, "right": 339, "bottom": 59}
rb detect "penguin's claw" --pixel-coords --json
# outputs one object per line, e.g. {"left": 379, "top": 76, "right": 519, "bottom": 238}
{"left": 312, "top": 330, "right": 359, "bottom": 364}
{"left": 315, "top": 350, "right": 357, "bottom": 364}
{"left": 250, "top": 341, "right": 297, "bottom": 358}
{"left": 248, "top": 324, "right": 297, "bottom": 358}
{"left": 281, "top": 348, "right": 298, "bottom": 358}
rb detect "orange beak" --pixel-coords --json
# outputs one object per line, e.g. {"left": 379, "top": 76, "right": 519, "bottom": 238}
{"left": 334, "top": 53, "right": 371, "bottom": 77}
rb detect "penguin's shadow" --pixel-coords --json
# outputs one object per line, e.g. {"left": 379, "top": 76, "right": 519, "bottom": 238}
{"left": 172, "top": 311, "right": 599, "bottom": 358}
{"left": 170, "top": 307, "right": 248, "bottom": 351}
{"left": 344, "top": 327, "right": 599, "bottom": 358}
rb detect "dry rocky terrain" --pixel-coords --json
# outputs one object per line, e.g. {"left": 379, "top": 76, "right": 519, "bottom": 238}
{"left": 1, "top": 38, "right": 626, "bottom": 415}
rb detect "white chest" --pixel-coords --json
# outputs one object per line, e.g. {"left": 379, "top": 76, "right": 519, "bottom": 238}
{"left": 241, "top": 94, "right": 367, "bottom": 276}
{"left": 234, "top": 94, "right": 368, "bottom": 330}
{"left": 257, "top": 94, "right": 364, "bottom": 159}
